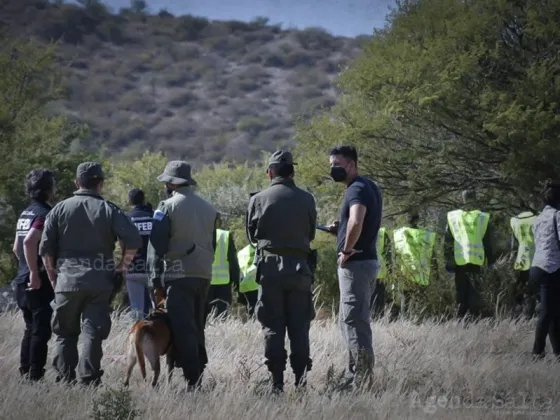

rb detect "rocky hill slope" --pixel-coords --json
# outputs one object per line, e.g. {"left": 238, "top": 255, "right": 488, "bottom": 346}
{"left": 1, "top": 0, "right": 367, "bottom": 162}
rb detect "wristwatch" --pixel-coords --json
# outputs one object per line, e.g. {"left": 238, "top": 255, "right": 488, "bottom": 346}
{"left": 341, "top": 250, "right": 352, "bottom": 255}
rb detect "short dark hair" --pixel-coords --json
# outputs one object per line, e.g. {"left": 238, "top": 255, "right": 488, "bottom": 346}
{"left": 128, "top": 188, "right": 145, "bottom": 206}
{"left": 407, "top": 211, "right": 420, "bottom": 225}
{"left": 81, "top": 178, "right": 103, "bottom": 190}
{"left": 542, "top": 180, "right": 560, "bottom": 208}
{"left": 462, "top": 189, "right": 476, "bottom": 203}
{"left": 268, "top": 163, "right": 294, "bottom": 178}
{"left": 329, "top": 145, "right": 358, "bottom": 163}
{"left": 26, "top": 169, "right": 54, "bottom": 202}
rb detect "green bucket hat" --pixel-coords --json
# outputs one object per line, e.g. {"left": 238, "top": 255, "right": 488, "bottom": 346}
{"left": 157, "top": 160, "right": 197, "bottom": 186}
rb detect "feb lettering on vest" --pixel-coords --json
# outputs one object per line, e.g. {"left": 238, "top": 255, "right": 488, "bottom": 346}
{"left": 16, "top": 218, "right": 31, "bottom": 234}
{"left": 135, "top": 221, "right": 153, "bottom": 235}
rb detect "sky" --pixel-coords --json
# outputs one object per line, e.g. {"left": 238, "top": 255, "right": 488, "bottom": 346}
{"left": 68, "top": 0, "right": 397, "bottom": 37}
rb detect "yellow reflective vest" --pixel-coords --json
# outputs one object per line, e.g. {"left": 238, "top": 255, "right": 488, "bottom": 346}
{"left": 393, "top": 227, "right": 436, "bottom": 286}
{"left": 447, "top": 209, "right": 490, "bottom": 266}
{"left": 376, "top": 227, "right": 388, "bottom": 279}
{"left": 510, "top": 211, "right": 536, "bottom": 271}
{"left": 211, "top": 229, "right": 230, "bottom": 285}
{"left": 238, "top": 244, "right": 259, "bottom": 293}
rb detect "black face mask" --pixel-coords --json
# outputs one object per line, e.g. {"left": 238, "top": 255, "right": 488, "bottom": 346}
{"left": 330, "top": 166, "right": 347, "bottom": 183}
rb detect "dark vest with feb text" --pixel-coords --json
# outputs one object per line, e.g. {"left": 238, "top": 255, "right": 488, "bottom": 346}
{"left": 14, "top": 200, "right": 52, "bottom": 284}
{"left": 126, "top": 205, "right": 154, "bottom": 274}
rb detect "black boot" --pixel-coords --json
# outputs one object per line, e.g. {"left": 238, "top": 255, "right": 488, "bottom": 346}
{"left": 271, "top": 371, "right": 284, "bottom": 393}
{"left": 294, "top": 372, "right": 307, "bottom": 389}
{"left": 29, "top": 369, "right": 46, "bottom": 382}
{"left": 291, "top": 355, "right": 312, "bottom": 389}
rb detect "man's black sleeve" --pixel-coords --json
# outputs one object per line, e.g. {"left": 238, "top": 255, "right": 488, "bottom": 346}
{"left": 212, "top": 215, "right": 218, "bottom": 252}
{"left": 443, "top": 224, "right": 455, "bottom": 269}
{"left": 309, "top": 194, "right": 317, "bottom": 243}
{"left": 228, "top": 234, "right": 240, "bottom": 290}
{"left": 384, "top": 232, "right": 393, "bottom": 274}
{"left": 246, "top": 195, "right": 258, "bottom": 245}
{"left": 483, "top": 220, "right": 495, "bottom": 266}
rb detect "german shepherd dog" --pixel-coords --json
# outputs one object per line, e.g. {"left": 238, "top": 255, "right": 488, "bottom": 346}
{"left": 123, "top": 287, "right": 175, "bottom": 387}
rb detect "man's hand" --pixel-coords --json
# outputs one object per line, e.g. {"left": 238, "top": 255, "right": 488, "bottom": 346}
{"left": 28, "top": 271, "right": 41, "bottom": 290}
{"left": 116, "top": 248, "right": 137, "bottom": 274}
{"left": 337, "top": 249, "right": 362, "bottom": 267}
{"left": 327, "top": 220, "right": 339, "bottom": 235}
{"left": 115, "top": 262, "right": 129, "bottom": 274}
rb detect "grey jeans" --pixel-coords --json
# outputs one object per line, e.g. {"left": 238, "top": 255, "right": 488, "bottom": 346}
{"left": 337, "top": 259, "right": 378, "bottom": 384}
{"left": 125, "top": 273, "right": 151, "bottom": 320}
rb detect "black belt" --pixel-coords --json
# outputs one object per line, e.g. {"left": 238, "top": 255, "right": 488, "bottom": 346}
{"left": 261, "top": 248, "right": 309, "bottom": 257}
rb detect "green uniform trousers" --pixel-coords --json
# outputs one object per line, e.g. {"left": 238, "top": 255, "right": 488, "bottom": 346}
{"left": 51, "top": 290, "right": 112, "bottom": 385}
{"left": 255, "top": 254, "right": 315, "bottom": 378}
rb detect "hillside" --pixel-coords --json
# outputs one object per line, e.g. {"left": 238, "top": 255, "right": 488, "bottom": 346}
{"left": 0, "top": 0, "right": 367, "bottom": 163}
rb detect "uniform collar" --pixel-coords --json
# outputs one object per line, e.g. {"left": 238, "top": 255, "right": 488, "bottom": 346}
{"left": 132, "top": 204, "right": 152, "bottom": 212}
{"left": 270, "top": 177, "right": 295, "bottom": 187}
{"left": 73, "top": 188, "right": 102, "bottom": 198}
{"left": 172, "top": 186, "right": 193, "bottom": 196}
{"left": 30, "top": 199, "right": 52, "bottom": 210}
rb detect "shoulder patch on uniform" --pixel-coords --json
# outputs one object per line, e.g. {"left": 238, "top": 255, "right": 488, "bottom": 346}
{"left": 153, "top": 209, "right": 165, "bottom": 221}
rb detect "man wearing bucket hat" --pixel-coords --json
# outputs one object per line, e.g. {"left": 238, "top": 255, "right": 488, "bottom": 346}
{"left": 147, "top": 160, "right": 218, "bottom": 392}
{"left": 246, "top": 150, "right": 317, "bottom": 393}
{"left": 39, "top": 161, "right": 142, "bottom": 386}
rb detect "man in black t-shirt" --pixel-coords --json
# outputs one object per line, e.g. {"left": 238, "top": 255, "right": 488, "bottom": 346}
{"left": 326, "top": 145, "right": 382, "bottom": 390}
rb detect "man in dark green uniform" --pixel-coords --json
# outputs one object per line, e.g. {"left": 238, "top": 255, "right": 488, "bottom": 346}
{"left": 39, "top": 162, "right": 142, "bottom": 386}
{"left": 246, "top": 150, "right": 317, "bottom": 392}
{"left": 147, "top": 160, "right": 218, "bottom": 392}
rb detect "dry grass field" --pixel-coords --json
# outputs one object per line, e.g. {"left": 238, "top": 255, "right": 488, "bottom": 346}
{"left": 0, "top": 308, "right": 559, "bottom": 419}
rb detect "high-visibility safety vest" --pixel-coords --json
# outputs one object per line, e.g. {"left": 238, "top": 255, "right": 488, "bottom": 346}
{"left": 510, "top": 211, "right": 536, "bottom": 271}
{"left": 211, "top": 229, "right": 230, "bottom": 285}
{"left": 447, "top": 209, "right": 490, "bottom": 266}
{"left": 393, "top": 227, "right": 436, "bottom": 286}
{"left": 238, "top": 244, "right": 259, "bottom": 293}
{"left": 376, "top": 227, "right": 388, "bottom": 279}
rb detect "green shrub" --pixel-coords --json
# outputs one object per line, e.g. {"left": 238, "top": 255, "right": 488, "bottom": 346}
{"left": 174, "top": 15, "right": 209, "bottom": 41}
{"left": 168, "top": 92, "right": 198, "bottom": 108}
{"left": 91, "top": 385, "right": 142, "bottom": 420}
{"left": 294, "top": 27, "right": 340, "bottom": 51}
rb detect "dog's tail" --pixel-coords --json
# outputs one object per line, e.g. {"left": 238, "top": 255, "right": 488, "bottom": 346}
{"left": 135, "top": 327, "right": 147, "bottom": 379}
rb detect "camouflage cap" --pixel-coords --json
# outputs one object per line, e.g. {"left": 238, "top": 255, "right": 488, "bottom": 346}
{"left": 268, "top": 150, "right": 296, "bottom": 167}
{"left": 157, "top": 160, "right": 197, "bottom": 186}
{"left": 76, "top": 161, "right": 104, "bottom": 183}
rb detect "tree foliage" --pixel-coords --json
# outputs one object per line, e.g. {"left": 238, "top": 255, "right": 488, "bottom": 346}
{"left": 295, "top": 0, "right": 560, "bottom": 217}
{"left": 103, "top": 151, "right": 168, "bottom": 209}
{"left": 0, "top": 34, "right": 93, "bottom": 283}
